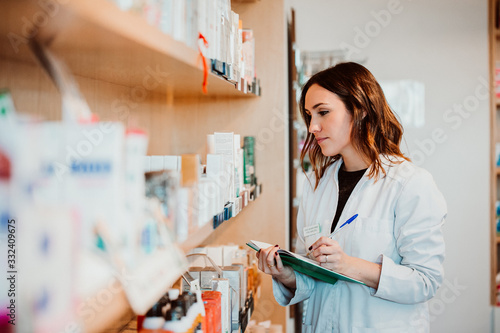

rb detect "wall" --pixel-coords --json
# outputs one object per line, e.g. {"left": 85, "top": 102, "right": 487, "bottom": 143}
{"left": 285, "top": 0, "right": 490, "bottom": 331}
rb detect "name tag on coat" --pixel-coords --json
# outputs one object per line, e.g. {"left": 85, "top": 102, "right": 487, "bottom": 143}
{"left": 303, "top": 224, "right": 321, "bottom": 237}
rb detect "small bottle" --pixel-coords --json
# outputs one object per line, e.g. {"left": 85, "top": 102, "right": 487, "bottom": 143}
{"left": 168, "top": 288, "right": 180, "bottom": 302}
{"left": 142, "top": 301, "right": 166, "bottom": 330}
{"left": 163, "top": 298, "right": 187, "bottom": 332}
{"left": 192, "top": 289, "right": 206, "bottom": 333}
{"left": 184, "top": 292, "right": 201, "bottom": 332}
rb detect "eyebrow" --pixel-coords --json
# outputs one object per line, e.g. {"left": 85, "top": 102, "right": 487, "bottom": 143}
{"left": 304, "top": 103, "right": 328, "bottom": 112}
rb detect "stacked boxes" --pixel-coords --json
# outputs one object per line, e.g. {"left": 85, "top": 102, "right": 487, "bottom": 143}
{"left": 184, "top": 244, "right": 261, "bottom": 332}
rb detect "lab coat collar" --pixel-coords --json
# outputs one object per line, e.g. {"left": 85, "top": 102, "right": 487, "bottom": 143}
{"left": 333, "top": 154, "right": 405, "bottom": 183}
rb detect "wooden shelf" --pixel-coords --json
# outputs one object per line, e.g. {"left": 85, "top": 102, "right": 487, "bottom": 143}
{"left": 82, "top": 194, "right": 258, "bottom": 333}
{"left": 0, "top": 0, "right": 255, "bottom": 98}
{"left": 179, "top": 221, "right": 215, "bottom": 253}
{"left": 85, "top": 286, "right": 133, "bottom": 333}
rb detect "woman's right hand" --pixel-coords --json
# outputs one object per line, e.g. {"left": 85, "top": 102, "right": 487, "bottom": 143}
{"left": 256, "top": 245, "right": 296, "bottom": 289}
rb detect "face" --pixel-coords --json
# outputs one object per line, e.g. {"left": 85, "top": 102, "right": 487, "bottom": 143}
{"left": 304, "top": 84, "right": 354, "bottom": 157}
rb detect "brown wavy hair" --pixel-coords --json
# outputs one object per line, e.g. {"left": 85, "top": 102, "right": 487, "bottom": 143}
{"left": 299, "top": 62, "right": 409, "bottom": 189}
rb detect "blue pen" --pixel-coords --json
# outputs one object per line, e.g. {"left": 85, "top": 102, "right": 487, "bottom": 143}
{"left": 329, "top": 213, "right": 359, "bottom": 239}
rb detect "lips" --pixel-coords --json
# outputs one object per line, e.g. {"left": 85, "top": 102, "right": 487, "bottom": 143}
{"left": 316, "top": 137, "right": 327, "bottom": 144}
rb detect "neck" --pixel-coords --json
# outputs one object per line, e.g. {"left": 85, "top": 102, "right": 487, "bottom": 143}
{"left": 341, "top": 152, "right": 370, "bottom": 172}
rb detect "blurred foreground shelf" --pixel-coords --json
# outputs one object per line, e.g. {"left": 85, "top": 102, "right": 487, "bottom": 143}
{"left": 82, "top": 195, "right": 258, "bottom": 333}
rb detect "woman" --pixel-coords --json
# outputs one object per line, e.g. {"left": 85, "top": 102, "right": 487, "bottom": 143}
{"left": 256, "top": 62, "right": 446, "bottom": 332}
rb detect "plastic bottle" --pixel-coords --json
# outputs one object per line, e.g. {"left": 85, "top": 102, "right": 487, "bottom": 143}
{"left": 163, "top": 297, "right": 187, "bottom": 332}
{"left": 142, "top": 300, "right": 166, "bottom": 330}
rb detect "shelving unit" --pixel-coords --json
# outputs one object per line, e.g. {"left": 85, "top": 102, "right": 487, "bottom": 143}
{"left": 1, "top": 0, "right": 255, "bottom": 98}
{"left": 491, "top": 0, "right": 500, "bottom": 307}
{"left": 1, "top": 0, "right": 287, "bottom": 331}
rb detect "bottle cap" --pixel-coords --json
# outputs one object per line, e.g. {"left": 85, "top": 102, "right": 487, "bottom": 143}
{"left": 168, "top": 288, "right": 180, "bottom": 300}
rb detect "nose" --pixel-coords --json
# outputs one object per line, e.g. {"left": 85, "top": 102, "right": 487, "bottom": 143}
{"left": 309, "top": 117, "right": 321, "bottom": 133}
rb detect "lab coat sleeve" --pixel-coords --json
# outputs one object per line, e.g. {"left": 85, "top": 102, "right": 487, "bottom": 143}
{"left": 273, "top": 174, "right": 316, "bottom": 305}
{"left": 372, "top": 168, "right": 447, "bottom": 304}
{"left": 272, "top": 271, "right": 316, "bottom": 306}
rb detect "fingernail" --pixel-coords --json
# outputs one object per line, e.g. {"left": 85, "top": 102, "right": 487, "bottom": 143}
{"left": 308, "top": 246, "right": 312, "bottom": 250}
{"left": 275, "top": 252, "right": 278, "bottom": 256}
{"left": 275, "top": 245, "right": 279, "bottom": 247}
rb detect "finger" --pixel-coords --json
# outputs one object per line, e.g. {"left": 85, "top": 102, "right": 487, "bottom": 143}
{"left": 314, "top": 236, "right": 336, "bottom": 248}
{"left": 315, "top": 250, "right": 336, "bottom": 264}
{"left": 314, "top": 245, "right": 332, "bottom": 256}
{"left": 319, "top": 253, "right": 336, "bottom": 267}
{"left": 258, "top": 248, "right": 272, "bottom": 272}
{"left": 308, "top": 237, "right": 334, "bottom": 254}
{"left": 257, "top": 250, "right": 264, "bottom": 271}
{"left": 262, "top": 249, "right": 273, "bottom": 274}
{"left": 319, "top": 261, "right": 331, "bottom": 268}
{"left": 313, "top": 239, "right": 343, "bottom": 258}
{"left": 313, "top": 251, "right": 324, "bottom": 262}
{"left": 310, "top": 245, "right": 327, "bottom": 261}
{"left": 266, "top": 245, "right": 279, "bottom": 269}
{"left": 275, "top": 251, "right": 285, "bottom": 271}
{"left": 259, "top": 246, "right": 277, "bottom": 274}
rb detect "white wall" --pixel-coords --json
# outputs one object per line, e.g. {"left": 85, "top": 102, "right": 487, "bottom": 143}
{"left": 285, "top": 0, "right": 490, "bottom": 332}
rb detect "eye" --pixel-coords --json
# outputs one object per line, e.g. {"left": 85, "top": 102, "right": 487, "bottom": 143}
{"left": 319, "top": 110, "right": 329, "bottom": 116}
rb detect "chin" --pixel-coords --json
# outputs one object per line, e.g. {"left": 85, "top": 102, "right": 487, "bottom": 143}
{"left": 319, "top": 147, "right": 338, "bottom": 157}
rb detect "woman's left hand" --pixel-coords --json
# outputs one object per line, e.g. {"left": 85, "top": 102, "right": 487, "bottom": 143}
{"left": 309, "top": 236, "right": 351, "bottom": 273}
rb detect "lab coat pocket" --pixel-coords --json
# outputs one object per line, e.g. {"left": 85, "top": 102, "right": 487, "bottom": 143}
{"left": 349, "top": 217, "right": 395, "bottom": 262}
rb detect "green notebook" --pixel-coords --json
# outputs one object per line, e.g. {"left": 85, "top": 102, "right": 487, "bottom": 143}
{"left": 246, "top": 240, "right": 365, "bottom": 286}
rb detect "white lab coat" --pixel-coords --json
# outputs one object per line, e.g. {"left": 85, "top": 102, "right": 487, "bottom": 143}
{"left": 273, "top": 157, "right": 447, "bottom": 332}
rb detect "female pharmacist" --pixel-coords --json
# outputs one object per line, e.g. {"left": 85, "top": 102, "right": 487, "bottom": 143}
{"left": 256, "top": 62, "right": 446, "bottom": 332}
